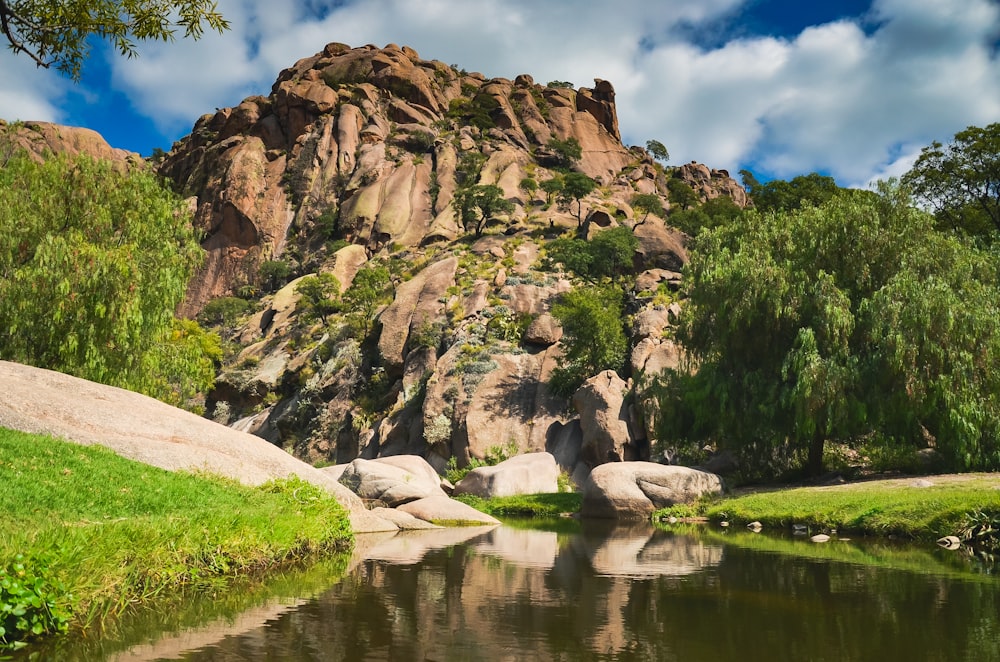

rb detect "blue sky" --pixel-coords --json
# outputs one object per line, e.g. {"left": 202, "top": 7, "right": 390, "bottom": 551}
{"left": 2, "top": 0, "right": 998, "bottom": 187}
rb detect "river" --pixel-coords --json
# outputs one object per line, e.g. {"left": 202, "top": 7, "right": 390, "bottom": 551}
{"left": 29, "top": 520, "right": 1000, "bottom": 661}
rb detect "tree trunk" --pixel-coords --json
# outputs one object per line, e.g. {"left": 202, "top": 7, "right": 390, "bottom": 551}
{"left": 807, "top": 431, "right": 825, "bottom": 477}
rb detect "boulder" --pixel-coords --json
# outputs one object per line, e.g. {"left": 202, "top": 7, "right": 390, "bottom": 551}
{"left": 337, "top": 456, "right": 447, "bottom": 507}
{"left": 453, "top": 452, "right": 560, "bottom": 498}
{"left": 524, "top": 313, "right": 563, "bottom": 346}
{"left": 580, "top": 462, "right": 724, "bottom": 519}
{"left": 397, "top": 495, "right": 501, "bottom": 526}
{"left": 572, "top": 371, "right": 637, "bottom": 467}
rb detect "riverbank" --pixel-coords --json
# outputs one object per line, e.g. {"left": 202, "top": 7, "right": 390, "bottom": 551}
{"left": 0, "top": 427, "right": 353, "bottom": 652}
{"left": 656, "top": 473, "right": 1000, "bottom": 545}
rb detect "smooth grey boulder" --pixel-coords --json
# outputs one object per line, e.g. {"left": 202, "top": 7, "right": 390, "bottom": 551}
{"left": 337, "top": 456, "right": 447, "bottom": 506}
{"left": 454, "top": 452, "right": 560, "bottom": 498}
{"left": 397, "top": 495, "right": 501, "bottom": 526}
{"left": 581, "top": 462, "right": 724, "bottom": 519}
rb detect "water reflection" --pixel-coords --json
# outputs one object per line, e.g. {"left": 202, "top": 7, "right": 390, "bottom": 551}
{"left": 29, "top": 524, "right": 1000, "bottom": 661}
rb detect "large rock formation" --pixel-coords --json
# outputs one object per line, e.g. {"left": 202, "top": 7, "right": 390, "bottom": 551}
{"left": 1, "top": 42, "right": 746, "bottom": 484}
{"left": 158, "top": 43, "right": 655, "bottom": 316}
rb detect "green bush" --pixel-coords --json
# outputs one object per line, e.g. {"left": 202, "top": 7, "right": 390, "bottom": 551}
{"left": 0, "top": 555, "right": 71, "bottom": 651}
{"left": 198, "top": 296, "right": 253, "bottom": 327}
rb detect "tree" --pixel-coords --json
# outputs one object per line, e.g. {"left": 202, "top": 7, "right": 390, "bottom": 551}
{"left": 630, "top": 193, "right": 665, "bottom": 226}
{"left": 902, "top": 123, "right": 1000, "bottom": 239}
{"left": 558, "top": 172, "right": 597, "bottom": 226}
{"left": 548, "top": 226, "right": 638, "bottom": 282}
{"left": 546, "top": 137, "right": 582, "bottom": 170}
{"left": 0, "top": 0, "right": 229, "bottom": 80}
{"left": 343, "top": 263, "right": 392, "bottom": 336}
{"left": 296, "top": 273, "right": 341, "bottom": 323}
{"left": 739, "top": 170, "right": 841, "bottom": 213}
{"left": 549, "top": 285, "right": 628, "bottom": 396}
{"left": 645, "top": 139, "right": 669, "bottom": 164}
{"left": 539, "top": 175, "right": 564, "bottom": 206}
{"left": 666, "top": 177, "right": 699, "bottom": 211}
{"left": 452, "top": 184, "right": 515, "bottom": 237}
{"left": 669, "top": 195, "right": 743, "bottom": 237}
{"left": 0, "top": 150, "right": 216, "bottom": 405}
{"left": 671, "top": 184, "right": 1000, "bottom": 477}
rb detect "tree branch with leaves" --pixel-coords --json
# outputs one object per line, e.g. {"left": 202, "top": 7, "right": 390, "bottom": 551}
{"left": 0, "top": 0, "right": 229, "bottom": 79}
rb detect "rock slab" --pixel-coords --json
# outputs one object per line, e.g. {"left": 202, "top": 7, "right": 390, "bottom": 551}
{"left": 453, "top": 452, "right": 560, "bottom": 498}
{"left": 581, "top": 462, "right": 724, "bottom": 519}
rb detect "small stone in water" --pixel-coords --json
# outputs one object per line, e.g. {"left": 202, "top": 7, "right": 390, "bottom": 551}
{"left": 811, "top": 534, "right": 831, "bottom": 543}
{"left": 747, "top": 521, "right": 763, "bottom": 533}
{"left": 937, "top": 536, "right": 962, "bottom": 550}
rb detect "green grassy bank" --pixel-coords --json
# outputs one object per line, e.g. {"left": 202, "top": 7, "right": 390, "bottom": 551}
{"left": 0, "top": 427, "right": 353, "bottom": 652}
{"left": 656, "top": 474, "right": 1000, "bottom": 544}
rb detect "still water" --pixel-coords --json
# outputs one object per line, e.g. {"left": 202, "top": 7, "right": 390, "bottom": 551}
{"left": 36, "top": 521, "right": 1000, "bottom": 661}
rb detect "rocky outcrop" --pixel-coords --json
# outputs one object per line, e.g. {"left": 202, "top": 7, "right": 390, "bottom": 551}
{"left": 149, "top": 42, "right": 749, "bottom": 474}
{"left": 158, "top": 43, "right": 709, "bottom": 315}
{"left": 0, "top": 119, "right": 137, "bottom": 165}
{"left": 580, "top": 462, "right": 724, "bottom": 519}
{"left": 573, "top": 371, "right": 641, "bottom": 467}
{"left": 453, "top": 452, "right": 561, "bottom": 498}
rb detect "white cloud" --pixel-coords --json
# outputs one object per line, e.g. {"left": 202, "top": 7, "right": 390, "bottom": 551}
{"left": 5, "top": 0, "right": 998, "bottom": 189}
{"left": 0, "top": 50, "right": 67, "bottom": 123}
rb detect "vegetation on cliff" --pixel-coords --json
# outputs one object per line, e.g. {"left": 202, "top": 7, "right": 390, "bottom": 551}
{"left": 0, "top": 427, "right": 352, "bottom": 652}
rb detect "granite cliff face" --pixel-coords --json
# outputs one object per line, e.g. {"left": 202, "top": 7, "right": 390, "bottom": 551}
{"left": 153, "top": 43, "right": 747, "bottom": 481}
{"left": 159, "top": 43, "right": 742, "bottom": 315}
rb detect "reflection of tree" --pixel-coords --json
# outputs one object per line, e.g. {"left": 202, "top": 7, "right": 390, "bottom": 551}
{"left": 160, "top": 527, "right": 1000, "bottom": 662}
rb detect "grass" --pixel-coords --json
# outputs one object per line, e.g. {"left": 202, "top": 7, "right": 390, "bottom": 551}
{"left": 454, "top": 492, "right": 582, "bottom": 518}
{"left": 657, "top": 474, "right": 1000, "bottom": 541}
{"left": 0, "top": 427, "right": 353, "bottom": 650}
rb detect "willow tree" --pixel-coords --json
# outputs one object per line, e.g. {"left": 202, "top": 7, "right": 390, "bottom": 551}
{"left": 0, "top": 151, "right": 217, "bottom": 405}
{"left": 672, "top": 184, "right": 1000, "bottom": 476}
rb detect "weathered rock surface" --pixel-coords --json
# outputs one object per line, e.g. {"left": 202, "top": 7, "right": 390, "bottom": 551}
{"left": 336, "top": 456, "right": 448, "bottom": 506}
{"left": 454, "top": 452, "right": 560, "bottom": 498}
{"left": 580, "top": 462, "right": 724, "bottom": 519}
{"left": 0, "top": 119, "right": 137, "bottom": 165}
{"left": 0, "top": 361, "right": 394, "bottom": 533}
{"left": 573, "top": 371, "right": 639, "bottom": 467}
{"left": 397, "top": 495, "right": 502, "bottom": 525}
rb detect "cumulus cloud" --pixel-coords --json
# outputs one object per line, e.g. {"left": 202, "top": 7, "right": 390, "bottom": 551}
{"left": 0, "top": 50, "right": 67, "bottom": 123}
{"left": 2, "top": 0, "right": 997, "bottom": 188}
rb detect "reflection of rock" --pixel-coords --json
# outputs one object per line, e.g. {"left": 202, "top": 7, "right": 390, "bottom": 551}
{"left": 361, "top": 526, "right": 498, "bottom": 564}
{"left": 474, "top": 526, "right": 560, "bottom": 569}
{"left": 581, "top": 462, "right": 724, "bottom": 519}
{"left": 108, "top": 599, "right": 305, "bottom": 661}
{"left": 576, "top": 523, "right": 723, "bottom": 578}
{"left": 454, "top": 452, "right": 560, "bottom": 498}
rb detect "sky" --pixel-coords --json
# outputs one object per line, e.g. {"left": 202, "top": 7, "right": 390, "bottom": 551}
{"left": 1, "top": 0, "right": 999, "bottom": 188}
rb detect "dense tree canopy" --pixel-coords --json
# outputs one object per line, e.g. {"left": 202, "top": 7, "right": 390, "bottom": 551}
{"left": 739, "top": 170, "right": 841, "bottom": 213}
{"left": 0, "top": 151, "right": 218, "bottom": 405}
{"left": 668, "top": 184, "right": 1000, "bottom": 477}
{"left": 550, "top": 285, "right": 628, "bottom": 396}
{"left": 547, "top": 226, "right": 638, "bottom": 282}
{"left": 0, "top": 0, "right": 229, "bottom": 79}
{"left": 902, "top": 122, "right": 1000, "bottom": 240}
